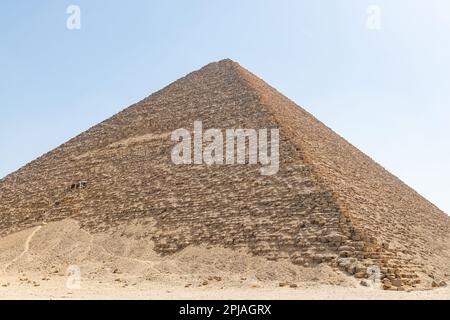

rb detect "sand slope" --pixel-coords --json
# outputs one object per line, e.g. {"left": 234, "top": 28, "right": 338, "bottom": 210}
{"left": 0, "top": 219, "right": 352, "bottom": 299}
{"left": 0, "top": 219, "right": 448, "bottom": 300}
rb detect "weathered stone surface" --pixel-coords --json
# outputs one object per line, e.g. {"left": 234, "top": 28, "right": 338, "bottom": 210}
{"left": 392, "top": 279, "right": 402, "bottom": 287}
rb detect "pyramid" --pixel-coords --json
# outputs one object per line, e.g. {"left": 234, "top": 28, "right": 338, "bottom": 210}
{"left": 1, "top": 59, "right": 449, "bottom": 290}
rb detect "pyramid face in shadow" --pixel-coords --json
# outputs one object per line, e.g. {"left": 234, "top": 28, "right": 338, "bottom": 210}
{"left": 0, "top": 59, "right": 449, "bottom": 290}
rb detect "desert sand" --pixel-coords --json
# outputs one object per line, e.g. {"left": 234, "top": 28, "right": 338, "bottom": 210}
{"left": 0, "top": 220, "right": 448, "bottom": 300}
{"left": 1, "top": 277, "right": 450, "bottom": 300}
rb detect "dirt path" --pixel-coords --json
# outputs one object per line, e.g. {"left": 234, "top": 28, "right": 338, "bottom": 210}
{"left": 99, "top": 244, "right": 158, "bottom": 270}
{"left": 2, "top": 225, "right": 42, "bottom": 275}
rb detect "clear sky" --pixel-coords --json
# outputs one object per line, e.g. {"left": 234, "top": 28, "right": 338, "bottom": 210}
{"left": 1, "top": 0, "right": 449, "bottom": 214}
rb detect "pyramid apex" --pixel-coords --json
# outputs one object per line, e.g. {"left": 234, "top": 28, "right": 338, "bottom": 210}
{"left": 218, "top": 58, "right": 235, "bottom": 63}
{"left": 216, "top": 58, "right": 237, "bottom": 64}
{"left": 199, "top": 58, "right": 241, "bottom": 71}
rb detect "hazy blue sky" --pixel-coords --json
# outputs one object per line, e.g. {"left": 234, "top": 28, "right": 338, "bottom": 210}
{"left": 1, "top": 0, "right": 449, "bottom": 214}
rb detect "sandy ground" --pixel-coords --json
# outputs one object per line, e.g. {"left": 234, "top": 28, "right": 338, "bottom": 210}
{"left": 1, "top": 275, "right": 449, "bottom": 299}
{"left": 0, "top": 219, "right": 448, "bottom": 300}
